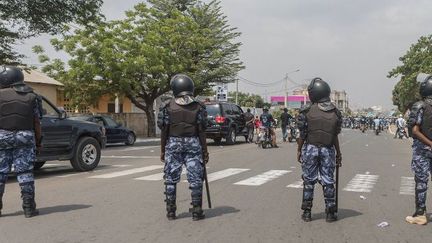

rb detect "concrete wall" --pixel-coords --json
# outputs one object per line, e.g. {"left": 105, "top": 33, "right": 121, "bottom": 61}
{"left": 106, "top": 113, "right": 149, "bottom": 137}
{"left": 27, "top": 83, "right": 59, "bottom": 105}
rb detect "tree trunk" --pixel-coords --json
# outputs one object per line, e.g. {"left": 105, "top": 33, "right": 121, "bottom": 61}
{"left": 144, "top": 105, "right": 156, "bottom": 137}
{"left": 127, "top": 94, "right": 157, "bottom": 137}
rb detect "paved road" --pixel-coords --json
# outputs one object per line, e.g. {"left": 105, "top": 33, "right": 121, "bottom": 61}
{"left": 0, "top": 129, "right": 430, "bottom": 242}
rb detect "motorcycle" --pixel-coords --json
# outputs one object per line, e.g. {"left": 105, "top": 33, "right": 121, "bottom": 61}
{"left": 360, "top": 124, "right": 366, "bottom": 133}
{"left": 288, "top": 122, "right": 299, "bottom": 142}
{"left": 257, "top": 126, "right": 273, "bottom": 149}
{"left": 397, "top": 126, "right": 408, "bottom": 139}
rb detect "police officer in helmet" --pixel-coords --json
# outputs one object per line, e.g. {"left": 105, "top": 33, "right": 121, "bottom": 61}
{"left": 296, "top": 77, "right": 342, "bottom": 222}
{"left": 405, "top": 73, "right": 432, "bottom": 225}
{"left": 157, "top": 74, "right": 208, "bottom": 221}
{"left": 0, "top": 66, "right": 42, "bottom": 218}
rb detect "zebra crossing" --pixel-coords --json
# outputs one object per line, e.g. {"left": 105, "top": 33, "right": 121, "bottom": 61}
{"left": 45, "top": 163, "right": 416, "bottom": 195}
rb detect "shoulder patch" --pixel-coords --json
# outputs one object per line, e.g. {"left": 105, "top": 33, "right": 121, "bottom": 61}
{"left": 411, "top": 101, "right": 425, "bottom": 112}
{"left": 300, "top": 104, "right": 311, "bottom": 113}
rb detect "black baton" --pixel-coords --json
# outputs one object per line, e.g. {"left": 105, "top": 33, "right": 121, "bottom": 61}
{"left": 335, "top": 163, "right": 339, "bottom": 213}
{"left": 203, "top": 164, "right": 212, "bottom": 208}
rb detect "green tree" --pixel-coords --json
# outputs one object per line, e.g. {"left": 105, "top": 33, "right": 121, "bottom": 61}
{"left": 0, "top": 0, "right": 102, "bottom": 65}
{"left": 228, "top": 91, "right": 264, "bottom": 108}
{"left": 388, "top": 35, "right": 432, "bottom": 112}
{"left": 37, "top": 0, "right": 243, "bottom": 137}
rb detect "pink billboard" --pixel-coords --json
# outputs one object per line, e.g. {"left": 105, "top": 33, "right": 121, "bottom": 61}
{"left": 270, "top": 95, "right": 309, "bottom": 103}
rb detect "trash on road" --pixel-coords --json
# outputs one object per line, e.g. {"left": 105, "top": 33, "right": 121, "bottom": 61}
{"left": 377, "top": 222, "right": 389, "bottom": 228}
{"left": 360, "top": 195, "right": 366, "bottom": 200}
{"left": 365, "top": 171, "right": 370, "bottom": 175}
{"left": 391, "top": 164, "right": 395, "bottom": 167}
{"left": 365, "top": 144, "right": 369, "bottom": 147}
{"left": 150, "top": 150, "right": 154, "bottom": 153}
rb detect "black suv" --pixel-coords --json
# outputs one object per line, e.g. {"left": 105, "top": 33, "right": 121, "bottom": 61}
{"left": 36, "top": 97, "right": 107, "bottom": 171}
{"left": 205, "top": 102, "right": 248, "bottom": 145}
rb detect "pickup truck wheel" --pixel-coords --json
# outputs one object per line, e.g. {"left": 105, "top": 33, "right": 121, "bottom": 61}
{"left": 226, "top": 127, "right": 236, "bottom": 145}
{"left": 125, "top": 132, "right": 136, "bottom": 145}
{"left": 70, "top": 137, "right": 101, "bottom": 172}
{"left": 33, "top": 161, "right": 46, "bottom": 170}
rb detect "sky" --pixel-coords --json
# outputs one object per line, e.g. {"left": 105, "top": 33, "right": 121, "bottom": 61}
{"left": 18, "top": 0, "right": 432, "bottom": 110}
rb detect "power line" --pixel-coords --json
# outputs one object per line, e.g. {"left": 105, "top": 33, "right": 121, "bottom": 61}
{"left": 237, "top": 76, "right": 285, "bottom": 87}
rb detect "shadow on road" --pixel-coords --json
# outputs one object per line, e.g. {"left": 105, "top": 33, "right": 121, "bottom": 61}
{"left": 176, "top": 206, "right": 240, "bottom": 219}
{"left": 1, "top": 204, "right": 92, "bottom": 217}
{"left": 312, "top": 208, "right": 362, "bottom": 221}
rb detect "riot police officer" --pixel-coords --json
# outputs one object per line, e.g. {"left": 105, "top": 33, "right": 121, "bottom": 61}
{"left": 296, "top": 77, "right": 342, "bottom": 222}
{"left": 405, "top": 73, "right": 432, "bottom": 225}
{"left": 157, "top": 74, "right": 208, "bottom": 221}
{"left": 0, "top": 66, "right": 42, "bottom": 218}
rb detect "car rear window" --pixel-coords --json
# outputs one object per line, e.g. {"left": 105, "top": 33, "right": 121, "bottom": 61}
{"left": 206, "top": 104, "right": 221, "bottom": 117}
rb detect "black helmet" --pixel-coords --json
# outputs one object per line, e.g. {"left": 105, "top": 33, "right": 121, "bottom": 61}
{"left": 283, "top": 108, "right": 288, "bottom": 112}
{"left": 0, "top": 66, "right": 25, "bottom": 88}
{"left": 417, "top": 73, "right": 432, "bottom": 98}
{"left": 307, "top": 77, "right": 331, "bottom": 103}
{"left": 170, "top": 74, "right": 194, "bottom": 97}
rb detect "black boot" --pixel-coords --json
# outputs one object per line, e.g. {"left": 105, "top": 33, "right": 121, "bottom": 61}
{"left": 302, "top": 209, "right": 312, "bottom": 222}
{"left": 22, "top": 196, "right": 38, "bottom": 218}
{"left": 190, "top": 204, "right": 205, "bottom": 221}
{"left": 166, "top": 200, "right": 177, "bottom": 220}
{"left": 301, "top": 199, "right": 313, "bottom": 222}
{"left": 164, "top": 183, "right": 176, "bottom": 220}
{"left": 190, "top": 192, "right": 205, "bottom": 221}
{"left": 326, "top": 206, "right": 337, "bottom": 222}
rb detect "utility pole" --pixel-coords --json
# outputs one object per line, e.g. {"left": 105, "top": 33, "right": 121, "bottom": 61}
{"left": 236, "top": 79, "right": 239, "bottom": 105}
{"left": 284, "top": 73, "right": 288, "bottom": 108}
{"left": 284, "top": 69, "right": 300, "bottom": 108}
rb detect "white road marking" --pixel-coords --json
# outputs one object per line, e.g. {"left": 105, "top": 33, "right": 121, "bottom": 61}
{"left": 400, "top": 176, "right": 415, "bottom": 195}
{"left": 43, "top": 163, "right": 62, "bottom": 168}
{"left": 89, "top": 165, "right": 163, "bottom": 179}
{"left": 343, "top": 174, "right": 379, "bottom": 193}
{"left": 135, "top": 168, "right": 186, "bottom": 181}
{"left": 101, "top": 155, "right": 159, "bottom": 159}
{"left": 234, "top": 170, "right": 291, "bottom": 186}
{"left": 205, "top": 168, "right": 250, "bottom": 182}
{"left": 287, "top": 180, "right": 303, "bottom": 188}
{"left": 111, "top": 165, "right": 132, "bottom": 168}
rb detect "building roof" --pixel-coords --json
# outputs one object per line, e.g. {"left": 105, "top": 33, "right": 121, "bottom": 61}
{"left": 23, "top": 69, "right": 64, "bottom": 86}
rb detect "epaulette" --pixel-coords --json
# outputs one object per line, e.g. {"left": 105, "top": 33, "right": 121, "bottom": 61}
{"left": 159, "top": 99, "right": 172, "bottom": 111}
{"left": 411, "top": 101, "right": 425, "bottom": 111}
{"left": 300, "top": 103, "right": 311, "bottom": 113}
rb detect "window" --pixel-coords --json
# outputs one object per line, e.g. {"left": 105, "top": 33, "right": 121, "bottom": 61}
{"left": 108, "top": 103, "right": 123, "bottom": 113}
{"left": 93, "top": 117, "right": 106, "bottom": 126}
{"left": 41, "top": 99, "right": 59, "bottom": 117}
{"left": 231, "top": 105, "right": 242, "bottom": 115}
{"left": 221, "top": 104, "right": 232, "bottom": 115}
{"left": 205, "top": 104, "right": 221, "bottom": 117}
{"left": 103, "top": 117, "right": 118, "bottom": 127}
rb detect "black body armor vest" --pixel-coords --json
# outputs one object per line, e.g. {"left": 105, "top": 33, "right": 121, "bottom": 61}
{"left": 167, "top": 99, "right": 200, "bottom": 137}
{"left": 420, "top": 103, "right": 432, "bottom": 140}
{"left": 0, "top": 88, "right": 36, "bottom": 131}
{"left": 306, "top": 103, "right": 338, "bottom": 147}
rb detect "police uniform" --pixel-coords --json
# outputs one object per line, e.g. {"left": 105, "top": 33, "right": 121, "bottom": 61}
{"left": 405, "top": 74, "right": 432, "bottom": 225}
{"left": 0, "top": 66, "right": 42, "bottom": 218}
{"left": 157, "top": 74, "right": 208, "bottom": 221}
{"left": 297, "top": 78, "right": 342, "bottom": 222}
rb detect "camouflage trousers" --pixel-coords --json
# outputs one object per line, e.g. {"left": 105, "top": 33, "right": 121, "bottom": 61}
{"left": 411, "top": 146, "right": 432, "bottom": 209}
{"left": 164, "top": 137, "right": 203, "bottom": 205}
{"left": 0, "top": 147, "right": 36, "bottom": 199}
{"left": 301, "top": 143, "right": 336, "bottom": 210}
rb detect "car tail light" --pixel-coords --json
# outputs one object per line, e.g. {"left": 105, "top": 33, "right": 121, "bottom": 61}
{"left": 215, "top": 116, "right": 226, "bottom": 124}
